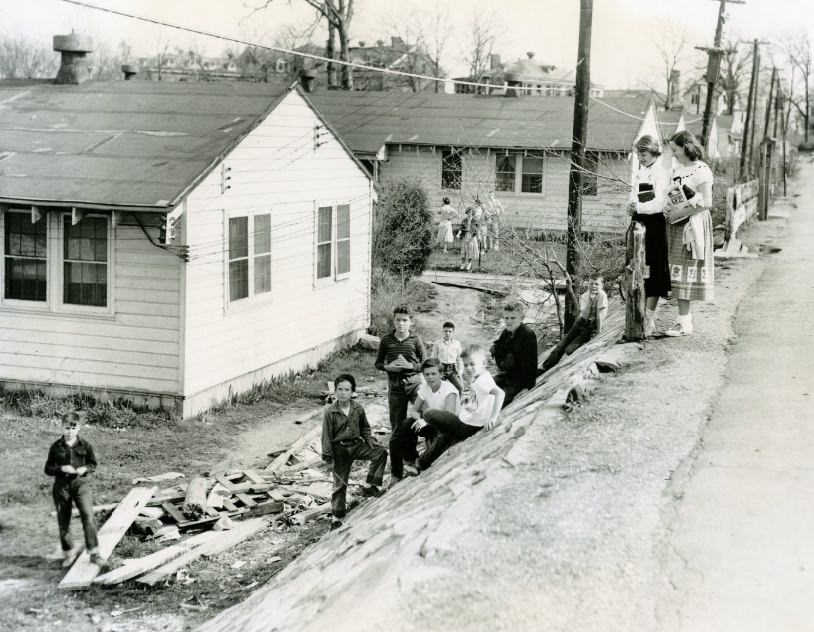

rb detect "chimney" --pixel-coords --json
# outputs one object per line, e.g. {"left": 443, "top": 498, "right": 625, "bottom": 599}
{"left": 490, "top": 53, "right": 501, "bottom": 70}
{"left": 53, "top": 32, "right": 92, "bottom": 85}
{"left": 299, "top": 69, "right": 317, "bottom": 93}
{"left": 121, "top": 64, "right": 137, "bottom": 80}
{"left": 526, "top": 51, "right": 535, "bottom": 59}
{"left": 667, "top": 69, "right": 681, "bottom": 109}
{"left": 358, "top": 40, "right": 366, "bottom": 48}
{"left": 504, "top": 71, "right": 522, "bottom": 98}
{"left": 391, "top": 36, "right": 404, "bottom": 49}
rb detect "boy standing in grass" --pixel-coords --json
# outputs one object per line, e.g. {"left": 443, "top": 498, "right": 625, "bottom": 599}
{"left": 430, "top": 321, "right": 464, "bottom": 394}
{"left": 44, "top": 412, "right": 104, "bottom": 567}
{"left": 411, "top": 346, "right": 504, "bottom": 470}
{"left": 491, "top": 301, "right": 539, "bottom": 407}
{"left": 321, "top": 374, "right": 387, "bottom": 531}
{"left": 374, "top": 305, "right": 426, "bottom": 484}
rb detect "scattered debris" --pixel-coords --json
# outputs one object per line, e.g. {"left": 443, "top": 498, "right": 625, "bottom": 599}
{"left": 132, "top": 472, "right": 185, "bottom": 484}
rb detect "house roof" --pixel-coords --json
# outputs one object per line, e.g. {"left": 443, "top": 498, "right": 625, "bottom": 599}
{"left": 309, "top": 91, "right": 649, "bottom": 155}
{"left": 0, "top": 79, "right": 293, "bottom": 209}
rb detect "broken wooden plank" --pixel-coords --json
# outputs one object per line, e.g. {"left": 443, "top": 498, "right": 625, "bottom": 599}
{"left": 215, "top": 475, "right": 239, "bottom": 492}
{"left": 60, "top": 486, "right": 156, "bottom": 590}
{"left": 275, "top": 485, "right": 330, "bottom": 502}
{"left": 282, "top": 456, "right": 326, "bottom": 473}
{"left": 235, "top": 493, "right": 257, "bottom": 508}
{"left": 178, "top": 509, "right": 248, "bottom": 530}
{"left": 265, "top": 425, "right": 322, "bottom": 472}
{"left": 206, "top": 482, "right": 230, "bottom": 509}
{"left": 289, "top": 503, "right": 330, "bottom": 526}
{"left": 222, "top": 498, "right": 239, "bottom": 512}
{"left": 161, "top": 501, "right": 187, "bottom": 525}
{"left": 94, "top": 531, "right": 219, "bottom": 585}
{"left": 243, "top": 469, "right": 266, "bottom": 485}
{"left": 246, "top": 500, "right": 284, "bottom": 517}
{"left": 183, "top": 477, "right": 208, "bottom": 519}
{"left": 137, "top": 518, "right": 268, "bottom": 586}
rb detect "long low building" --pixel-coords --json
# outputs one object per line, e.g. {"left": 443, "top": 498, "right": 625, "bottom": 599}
{"left": 311, "top": 91, "right": 659, "bottom": 233}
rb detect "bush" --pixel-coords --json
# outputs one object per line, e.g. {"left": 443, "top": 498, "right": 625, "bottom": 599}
{"left": 369, "top": 273, "right": 437, "bottom": 340}
{"left": 373, "top": 179, "right": 433, "bottom": 279}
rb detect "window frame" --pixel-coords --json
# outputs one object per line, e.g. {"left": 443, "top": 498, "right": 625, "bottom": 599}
{"left": 58, "top": 211, "right": 114, "bottom": 315}
{"left": 223, "top": 209, "right": 273, "bottom": 310}
{"left": 313, "top": 202, "right": 352, "bottom": 288}
{"left": 493, "top": 153, "right": 546, "bottom": 195}
{"left": 440, "top": 148, "right": 463, "bottom": 190}
{"left": 1, "top": 208, "right": 50, "bottom": 308}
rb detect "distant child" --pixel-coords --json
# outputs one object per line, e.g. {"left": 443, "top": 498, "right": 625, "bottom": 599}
{"left": 485, "top": 191, "right": 503, "bottom": 252}
{"left": 411, "top": 346, "right": 504, "bottom": 470}
{"left": 44, "top": 413, "right": 103, "bottom": 567}
{"left": 541, "top": 275, "right": 609, "bottom": 372}
{"left": 457, "top": 207, "right": 480, "bottom": 271}
{"left": 430, "top": 321, "right": 464, "bottom": 393}
{"left": 321, "top": 374, "right": 388, "bottom": 530}
{"left": 436, "top": 197, "right": 459, "bottom": 253}
{"left": 490, "top": 301, "right": 539, "bottom": 407}
{"left": 374, "top": 304, "right": 426, "bottom": 484}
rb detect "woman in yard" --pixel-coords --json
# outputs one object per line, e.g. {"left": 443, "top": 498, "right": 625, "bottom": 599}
{"left": 436, "top": 197, "right": 458, "bottom": 253}
{"left": 627, "top": 134, "right": 671, "bottom": 336}
{"left": 663, "top": 130, "right": 715, "bottom": 336}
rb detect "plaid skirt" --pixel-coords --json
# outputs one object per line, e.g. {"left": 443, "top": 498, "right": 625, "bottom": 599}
{"left": 667, "top": 210, "right": 714, "bottom": 302}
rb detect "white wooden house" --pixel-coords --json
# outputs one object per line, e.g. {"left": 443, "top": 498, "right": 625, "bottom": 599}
{"left": 0, "top": 80, "right": 374, "bottom": 417}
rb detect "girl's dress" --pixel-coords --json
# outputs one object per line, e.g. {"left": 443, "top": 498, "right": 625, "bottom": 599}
{"left": 437, "top": 204, "right": 457, "bottom": 244}
{"left": 667, "top": 160, "right": 715, "bottom": 302}
{"left": 629, "top": 159, "right": 671, "bottom": 298}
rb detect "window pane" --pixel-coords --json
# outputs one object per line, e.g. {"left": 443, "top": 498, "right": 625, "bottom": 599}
{"left": 4, "top": 211, "right": 47, "bottom": 301}
{"left": 495, "top": 155, "right": 516, "bottom": 192}
{"left": 337, "top": 205, "right": 350, "bottom": 239}
{"left": 254, "top": 214, "right": 271, "bottom": 254}
{"left": 63, "top": 262, "right": 107, "bottom": 307}
{"left": 337, "top": 240, "right": 350, "bottom": 275}
{"left": 254, "top": 254, "right": 271, "bottom": 294}
{"left": 64, "top": 216, "right": 106, "bottom": 262}
{"left": 521, "top": 157, "right": 544, "bottom": 193}
{"left": 228, "top": 217, "right": 248, "bottom": 260}
{"left": 441, "top": 149, "right": 462, "bottom": 190}
{"left": 317, "top": 207, "right": 332, "bottom": 243}
{"left": 229, "top": 259, "right": 249, "bottom": 301}
{"left": 5, "top": 259, "right": 47, "bottom": 301}
{"left": 317, "top": 243, "right": 331, "bottom": 279}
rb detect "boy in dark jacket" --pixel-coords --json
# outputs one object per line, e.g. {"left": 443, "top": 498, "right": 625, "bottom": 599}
{"left": 44, "top": 413, "right": 103, "bottom": 567}
{"left": 322, "top": 374, "right": 388, "bottom": 530}
{"left": 490, "top": 301, "right": 539, "bottom": 407}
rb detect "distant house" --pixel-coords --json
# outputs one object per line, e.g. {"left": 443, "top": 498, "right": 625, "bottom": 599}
{"left": 349, "top": 37, "right": 446, "bottom": 92}
{"left": 236, "top": 44, "right": 327, "bottom": 84}
{"left": 311, "top": 91, "right": 657, "bottom": 233}
{"left": 138, "top": 51, "right": 242, "bottom": 82}
{"left": 454, "top": 52, "right": 604, "bottom": 98}
{"left": 0, "top": 80, "right": 374, "bottom": 417}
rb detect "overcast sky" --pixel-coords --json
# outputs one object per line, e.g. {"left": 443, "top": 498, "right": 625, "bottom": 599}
{"left": 2, "top": 0, "right": 813, "bottom": 88}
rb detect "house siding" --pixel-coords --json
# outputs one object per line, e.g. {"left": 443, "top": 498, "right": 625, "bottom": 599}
{"left": 380, "top": 145, "right": 631, "bottom": 233}
{"left": 182, "top": 90, "right": 372, "bottom": 417}
{"left": 0, "top": 215, "right": 182, "bottom": 399}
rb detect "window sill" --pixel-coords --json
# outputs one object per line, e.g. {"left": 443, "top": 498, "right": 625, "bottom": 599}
{"left": 225, "top": 292, "right": 274, "bottom": 315}
{"left": 0, "top": 303, "right": 116, "bottom": 320}
{"left": 314, "top": 275, "right": 350, "bottom": 290}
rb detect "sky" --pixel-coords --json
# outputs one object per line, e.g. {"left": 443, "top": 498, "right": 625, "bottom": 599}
{"left": 2, "top": 0, "right": 813, "bottom": 89}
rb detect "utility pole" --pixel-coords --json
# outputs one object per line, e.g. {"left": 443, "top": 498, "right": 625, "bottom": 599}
{"left": 565, "top": 0, "right": 593, "bottom": 330}
{"left": 763, "top": 66, "right": 777, "bottom": 137}
{"left": 739, "top": 39, "right": 759, "bottom": 180}
{"left": 699, "top": 0, "right": 744, "bottom": 149}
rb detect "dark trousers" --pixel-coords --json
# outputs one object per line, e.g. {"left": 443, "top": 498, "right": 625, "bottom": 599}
{"left": 331, "top": 439, "right": 388, "bottom": 519}
{"left": 541, "top": 317, "right": 594, "bottom": 372}
{"left": 417, "top": 410, "right": 481, "bottom": 470}
{"left": 494, "top": 373, "right": 524, "bottom": 408}
{"left": 53, "top": 479, "right": 98, "bottom": 552}
{"left": 388, "top": 386, "right": 418, "bottom": 478}
{"left": 441, "top": 364, "right": 464, "bottom": 394}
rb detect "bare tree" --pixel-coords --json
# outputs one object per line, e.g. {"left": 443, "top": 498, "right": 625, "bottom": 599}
{"left": 783, "top": 32, "right": 811, "bottom": 143}
{"left": 720, "top": 37, "right": 751, "bottom": 115}
{"left": 385, "top": 7, "right": 450, "bottom": 92}
{"left": 0, "top": 34, "right": 58, "bottom": 79}
{"left": 461, "top": 10, "right": 504, "bottom": 83}
{"left": 89, "top": 39, "right": 133, "bottom": 80}
{"left": 245, "top": 0, "right": 355, "bottom": 89}
{"left": 655, "top": 24, "right": 689, "bottom": 109}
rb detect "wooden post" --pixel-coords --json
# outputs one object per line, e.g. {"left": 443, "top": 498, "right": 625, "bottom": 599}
{"left": 182, "top": 477, "right": 208, "bottom": 519}
{"left": 739, "top": 39, "right": 759, "bottom": 180}
{"left": 757, "top": 138, "right": 774, "bottom": 221}
{"left": 565, "top": 0, "right": 593, "bottom": 330}
{"left": 624, "top": 222, "right": 647, "bottom": 341}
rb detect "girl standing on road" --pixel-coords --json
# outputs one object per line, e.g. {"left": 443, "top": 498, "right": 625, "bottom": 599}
{"left": 628, "top": 135, "right": 671, "bottom": 336}
{"left": 436, "top": 197, "right": 458, "bottom": 253}
{"left": 664, "top": 130, "right": 715, "bottom": 336}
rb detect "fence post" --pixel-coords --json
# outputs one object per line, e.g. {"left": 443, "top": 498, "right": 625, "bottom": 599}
{"left": 624, "top": 221, "right": 647, "bottom": 341}
{"left": 758, "top": 138, "right": 774, "bottom": 221}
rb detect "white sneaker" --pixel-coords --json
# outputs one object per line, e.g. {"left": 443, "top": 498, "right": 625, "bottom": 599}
{"left": 663, "top": 315, "right": 694, "bottom": 336}
{"left": 62, "top": 547, "right": 81, "bottom": 568}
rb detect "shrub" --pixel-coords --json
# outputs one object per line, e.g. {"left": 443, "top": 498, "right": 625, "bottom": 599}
{"left": 369, "top": 273, "right": 437, "bottom": 340}
{"left": 373, "top": 179, "right": 433, "bottom": 279}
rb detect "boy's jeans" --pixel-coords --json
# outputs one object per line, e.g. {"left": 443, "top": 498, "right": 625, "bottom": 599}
{"left": 388, "top": 386, "right": 418, "bottom": 478}
{"left": 541, "top": 317, "right": 595, "bottom": 373}
{"left": 53, "top": 478, "right": 98, "bottom": 552}
{"left": 331, "top": 439, "right": 387, "bottom": 519}
{"left": 417, "top": 409, "right": 481, "bottom": 470}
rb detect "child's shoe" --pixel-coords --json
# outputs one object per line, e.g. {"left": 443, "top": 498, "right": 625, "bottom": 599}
{"left": 330, "top": 518, "right": 343, "bottom": 531}
{"left": 465, "top": 262, "right": 472, "bottom": 272}
{"left": 402, "top": 463, "right": 419, "bottom": 477}
{"left": 88, "top": 550, "right": 106, "bottom": 567}
{"left": 62, "top": 547, "right": 81, "bottom": 568}
{"left": 388, "top": 475, "right": 402, "bottom": 488}
{"left": 664, "top": 314, "right": 694, "bottom": 337}
{"left": 362, "top": 485, "right": 382, "bottom": 498}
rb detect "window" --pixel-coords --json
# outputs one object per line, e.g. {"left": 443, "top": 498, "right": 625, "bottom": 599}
{"left": 4, "top": 210, "right": 47, "bottom": 301}
{"left": 441, "top": 149, "right": 462, "bottom": 190}
{"left": 521, "top": 156, "right": 544, "bottom": 193}
{"left": 336, "top": 204, "right": 351, "bottom": 277}
{"left": 228, "top": 213, "right": 271, "bottom": 303}
{"left": 275, "top": 58, "right": 289, "bottom": 74}
{"left": 63, "top": 215, "right": 108, "bottom": 307}
{"left": 495, "top": 155, "right": 516, "bottom": 192}
{"left": 582, "top": 152, "right": 599, "bottom": 196}
{"left": 316, "top": 206, "right": 333, "bottom": 280}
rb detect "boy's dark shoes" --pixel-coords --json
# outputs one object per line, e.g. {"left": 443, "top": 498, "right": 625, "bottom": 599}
{"left": 330, "top": 519, "right": 343, "bottom": 531}
{"left": 362, "top": 485, "right": 382, "bottom": 498}
{"left": 62, "top": 548, "right": 80, "bottom": 568}
{"left": 388, "top": 475, "right": 402, "bottom": 488}
{"left": 89, "top": 552, "right": 108, "bottom": 568}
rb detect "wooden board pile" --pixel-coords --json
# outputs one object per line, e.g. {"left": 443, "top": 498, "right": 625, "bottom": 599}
{"left": 59, "top": 407, "right": 348, "bottom": 591}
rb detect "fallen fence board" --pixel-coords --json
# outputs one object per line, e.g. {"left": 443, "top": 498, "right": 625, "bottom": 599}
{"left": 137, "top": 518, "right": 268, "bottom": 586}
{"left": 265, "top": 425, "right": 322, "bottom": 472}
{"left": 94, "top": 531, "right": 219, "bottom": 585}
{"left": 60, "top": 486, "right": 157, "bottom": 590}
